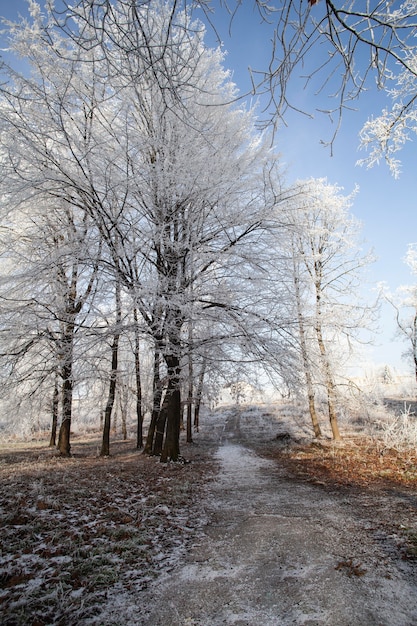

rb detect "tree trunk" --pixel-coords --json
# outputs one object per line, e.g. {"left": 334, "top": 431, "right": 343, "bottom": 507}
{"left": 49, "top": 374, "right": 59, "bottom": 447}
{"left": 153, "top": 397, "right": 168, "bottom": 456}
{"left": 186, "top": 399, "right": 193, "bottom": 443}
{"left": 100, "top": 333, "right": 119, "bottom": 456}
{"left": 101, "top": 280, "right": 121, "bottom": 457}
{"left": 313, "top": 264, "right": 341, "bottom": 441}
{"left": 194, "top": 358, "right": 206, "bottom": 433}
{"left": 293, "top": 271, "right": 321, "bottom": 437}
{"left": 160, "top": 354, "right": 181, "bottom": 462}
{"left": 186, "top": 350, "right": 193, "bottom": 444}
{"left": 57, "top": 323, "right": 75, "bottom": 456}
{"left": 133, "top": 308, "right": 143, "bottom": 448}
{"left": 160, "top": 389, "right": 181, "bottom": 462}
{"left": 291, "top": 242, "right": 322, "bottom": 438}
{"left": 307, "top": 391, "right": 321, "bottom": 438}
{"left": 120, "top": 389, "right": 128, "bottom": 440}
{"left": 315, "top": 320, "right": 341, "bottom": 441}
{"left": 143, "top": 348, "right": 162, "bottom": 455}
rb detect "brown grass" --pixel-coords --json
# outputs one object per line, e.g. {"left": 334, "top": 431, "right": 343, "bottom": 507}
{"left": 266, "top": 436, "right": 417, "bottom": 488}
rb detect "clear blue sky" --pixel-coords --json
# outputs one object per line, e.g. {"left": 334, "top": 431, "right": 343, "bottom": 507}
{"left": 2, "top": 0, "right": 416, "bottom": 374}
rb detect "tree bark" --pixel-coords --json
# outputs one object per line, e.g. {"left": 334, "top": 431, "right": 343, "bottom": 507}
{"left": 194, "top": 359, "right": 206, "bottom": 433}
{"left": 57, "top": 322, "right": 75, "bottom": 456}
{"left": 292, "top": 250, "right": 322, "bottom": 438}
{"left": 153, "top": 396, "right": 168, "bottom": 456}
{"left": 49, "top": 374, "right": 59, "bottom": 447}
{"left": 160, "top": 354, "right": 181, "bottom": 462}
{"left": 144, "top": 348, "right": 162, "bottom": 455}
{"left": 133, "top": 308, "right": 143, "bottom": 448}
{"left": 186, "top": 350, "right": 193, "bottom": 444}
{"left": 100, "top": 332, "right": 119, "bottom": 456}
{"left": 100, "top": 280, "right": 121, "bottom": 457}
{"left": 120, "top": 388, "right": 128, "bottom": 440}
{"left": 315, "top": 305, "right": 341, "bottom": 441}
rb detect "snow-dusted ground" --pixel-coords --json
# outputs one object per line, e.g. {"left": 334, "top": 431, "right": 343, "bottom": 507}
{"left": 2, "top": 405, "right": 417, "bottom": 625}
{"left": 138, "top": 407, "right": 417, "bottom": 626}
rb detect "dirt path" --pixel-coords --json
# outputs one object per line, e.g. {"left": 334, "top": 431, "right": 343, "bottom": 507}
{"left": 143, "top": 409, "right": 417, "bottom": 626}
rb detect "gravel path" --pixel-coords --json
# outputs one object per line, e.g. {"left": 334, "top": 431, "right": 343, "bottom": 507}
{"left": 143, "top": 408, "right": 417, "bottom": 626}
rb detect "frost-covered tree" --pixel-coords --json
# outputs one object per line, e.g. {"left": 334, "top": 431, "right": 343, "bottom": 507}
{"left": 382, "top": 245, "right": 417, "bottom": 382}
{"left": 0, "top": 1, "right": 290, "bottom": 459}
{"left": 279, "top": 178, "right": 375, "bottom": 439}
{"left": 358, "top": 106, "right": 416, "bottom": 178}
{"left": 358, "top": 49, "right": 417, "bottom": 177}
{"left": 0, "top": 200, "right": 101, "bottom": 451}
{"left": 13, "top": 0, "right": 417, "bottom": 151}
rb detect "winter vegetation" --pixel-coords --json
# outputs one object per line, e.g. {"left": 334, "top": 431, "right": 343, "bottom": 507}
{"left": 1, "top": 2, "right": 417, "bottom": 622}
{"left": 1, "top": 0, "right": 416, "bottom": 459}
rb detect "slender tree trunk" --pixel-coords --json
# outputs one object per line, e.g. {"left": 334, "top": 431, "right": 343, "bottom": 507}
{"left": 315, "top": 306, "right": 341, "bottom": 440}
{"left": 186, "top": 399, "right": 193, "bottom": 443}
{"left": 186, "top": 350, "right": 193, "bottom": 444}
{"left": 194, "top": 399, "right": 201, "bottom": 432}
{"left": 144, "top": 348, "right": 162, "bottom": 455}
{"left": 292, "top": 251, "right": 322, "bottom": 438}
{"left": 194, "top": 358, "right": 206, "bottom": 433}
{"left": 49, "top": 373, "right": 59, "bottom": 447}
{"left": 57, "top": 323, "right": 75, "bottom": 456}
{"left": 100, "top": 331, "right": 120, "bottom": 456}
{"left": 133, "top": 308, "right": 143, "bottom": 448}
{"left": 119, "top": 387, "right": 128, "bottom": 440}
{"left": 101, "top": 281, "right": 121, "bottom": 457}
{"left": 56, "top": 259, "right": 85, "bottom": 456}
{"left": 300, "top": 329, "right": 321, "bottom": 437}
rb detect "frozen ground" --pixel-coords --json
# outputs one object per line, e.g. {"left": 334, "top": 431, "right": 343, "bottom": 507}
{"left": 141, "top": 407, "right": 417, "bottom": 626}
{"left": 1, "top": 405, "right": 417, "bottom": 625}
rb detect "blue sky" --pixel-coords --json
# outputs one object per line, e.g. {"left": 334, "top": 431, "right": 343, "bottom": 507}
{"left": 200, "top": 2, "right": 417, "bottom": 375}
{"left": 1, "top": 0, "right": 417, "bottom": 374}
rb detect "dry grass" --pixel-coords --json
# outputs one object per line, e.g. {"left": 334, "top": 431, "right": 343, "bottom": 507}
{"left": 268, "top": 436, "right": 417, "bottom": 488}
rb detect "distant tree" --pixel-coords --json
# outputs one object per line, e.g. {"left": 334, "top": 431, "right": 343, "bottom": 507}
{"left": 133, "top": 306, "right": 144, "bottom": 449}
{"left": 382, "top": 245, "right": 417, "bottom": 383}
{"left": 381, "top": 365, "right": 394, "bottom": 385}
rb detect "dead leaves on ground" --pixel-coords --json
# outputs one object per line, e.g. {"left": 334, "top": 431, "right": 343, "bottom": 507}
{"left": 0, "top": 439, "right": 213, "bottom": 626}
{"left": 335, "top": 558, "right": 367, "bottom": 577}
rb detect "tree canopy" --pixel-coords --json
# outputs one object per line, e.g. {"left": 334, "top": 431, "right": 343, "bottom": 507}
{"left": 0, "top": 1, "right": 385, "bottom": 449}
